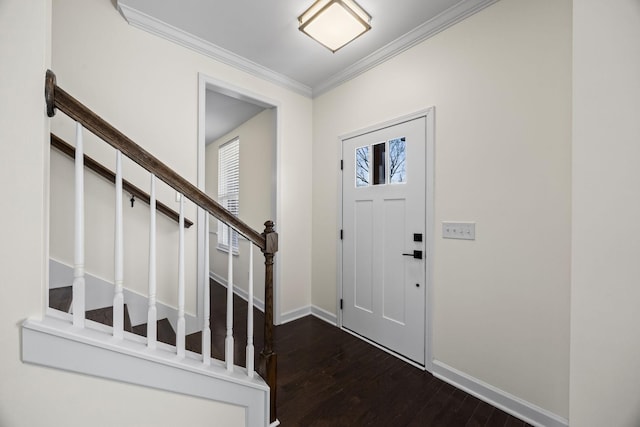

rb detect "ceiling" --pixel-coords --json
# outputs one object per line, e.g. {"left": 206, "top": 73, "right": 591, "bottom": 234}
{"left": 205, "top": 90, "right": 266, "bottom": 144}
{"left": 117, "top": 0, "right": 497, "bottom": 143}
{"left": 117, "top": 0, "right": 498, "bottom": 97}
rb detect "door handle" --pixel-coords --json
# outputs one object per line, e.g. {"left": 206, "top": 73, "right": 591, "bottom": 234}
{"left": 402, "top": 250, "right": 423, "bottom": 260}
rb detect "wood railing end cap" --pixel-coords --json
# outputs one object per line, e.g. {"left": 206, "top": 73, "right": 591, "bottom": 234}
{"left": 45, "top": 70, "right": 57, "bottom": 118}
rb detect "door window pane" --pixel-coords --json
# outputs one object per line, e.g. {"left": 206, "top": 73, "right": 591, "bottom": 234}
{"left": 389, "top": 137, "right": 406, "bottom": 184}
{"left": 355, "top": 146, "right": 369, "bottom": 187}
{"left": 373, "top": 142, "right": 386, "bottom": 185}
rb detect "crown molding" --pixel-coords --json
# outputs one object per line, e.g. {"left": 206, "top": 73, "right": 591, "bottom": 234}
{"left": 117, "top": 2, "right": 313, "bottom": 98}
{"left": 312, "top": 0, "right": 499, "bottom": 96}
{"left": 117, "top": 0, "right": 497, "bottom": 99}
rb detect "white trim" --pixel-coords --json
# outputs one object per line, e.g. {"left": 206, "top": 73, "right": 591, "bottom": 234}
{"left": 279, "top": 306, "right": 312, "bottom": 325}
{"left": 336, "top": 143, "right": 344, "bottom": 328}
{"left": 22, "top": 316, "right": 271, "bottom": 427}
{"left": 424, "top": 109, "right": 435, "bottom": 373}
{"left": 197, "top": 75, "right": 207, "bottom": 332}
{"left": 337, "top": 108, "right": 435, "bottom": 372}
{"left": 117, "top": 3, "right": 312, "bottom": 98}
{"left": 310, "top": 305, "right": 338, "bottom": 326}
{"left": 256, "top": 304, "right": 338, "bottom": 326}
{"left": 210, "top": 271, "right": 265, "bottom": 313}
{"left": 432, "top": 361, "right": 569, "bottom": 427}
{"left": 197, "top": 72, "right": 282, "bottom": 327}
{"left": 313, "top": 0, "right": 498, "bottom": 96}
{"left": 338, "top": 108, "right": 434, "bottom": 141}
{"left": 117, "top": 0, "right": 496, "bottom": 98}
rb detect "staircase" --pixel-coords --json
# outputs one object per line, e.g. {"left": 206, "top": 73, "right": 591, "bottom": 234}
{"left": 21, "top": 70, "right": 279, "bottom": 427}
{"left": 47, "top": 282, "right": 264, "bottom": 366}
{"left": 50, "top": 286, "right": 171, "bottom": 344}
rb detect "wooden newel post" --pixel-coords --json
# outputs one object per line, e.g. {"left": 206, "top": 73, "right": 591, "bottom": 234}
{"left": 259, "top": 220, "right": 278, "bottom": 423}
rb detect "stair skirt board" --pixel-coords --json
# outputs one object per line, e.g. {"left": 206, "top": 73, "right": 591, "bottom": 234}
{"left": 22, "top": 315, "right": 271, "bottom": 427}
{"left": 49, "top": 259, "right": 200, "bottom": 334}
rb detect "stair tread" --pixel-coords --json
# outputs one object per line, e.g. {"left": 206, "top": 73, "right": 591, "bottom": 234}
{"left": 85, "top": 304, "right": 133, "bottom": 332}
{"left": 185, "top": 331, "right": 202, "bottom": 354}
{"left": 185, "top": 330, "right": 231, "bottom": 362}
{"left": 157, "top": 318, "right": 176, "bottom": 345}
{"left": 48, "top": 281, "right": 260, "bottom": 368}
{"left": 49, "top": 286, "right": 72, "bottom": 313}
{"left": 131, "top": 323, "right": 146, "bottom": 336}
{"left": 132, "top": 318, "right": 176, "bottom": 346}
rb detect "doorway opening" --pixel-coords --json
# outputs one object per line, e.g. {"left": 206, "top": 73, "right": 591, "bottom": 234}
{"left": 197, "top": 73, "right": 280, "bottom": 326}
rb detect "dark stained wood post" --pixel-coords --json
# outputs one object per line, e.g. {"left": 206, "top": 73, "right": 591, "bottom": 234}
{"left": 45, "top": 69, "right": 57, "bottom": 118}
{"left": 259, "top": 220, "right": 278, "bottom": 423}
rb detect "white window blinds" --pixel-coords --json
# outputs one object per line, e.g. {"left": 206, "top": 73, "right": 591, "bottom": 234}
{"left": 218, "top": 138, "right": 239, "bottom": 252}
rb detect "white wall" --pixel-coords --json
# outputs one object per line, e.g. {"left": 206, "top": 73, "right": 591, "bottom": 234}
{"left": 50, "top": 148, "right": 189, "bottom": 312}
{"left": 571, "top": 0, "right": 640, "bottom": 425}
{"left": 0, "top": 0, "right": 243, "bottom": 425}
{"left": 312, "top": 0, "right": 571, "bottom": 418}
{"left": 49, "top": 0, "right": 312, "bottom": 319}
{"left": 205, "top": 108, "right": 276, "bottom": 303}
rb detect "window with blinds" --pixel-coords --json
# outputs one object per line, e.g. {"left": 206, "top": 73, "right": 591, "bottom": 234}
{"left": 217, "top": 137, "right": 239, "bottom": 253}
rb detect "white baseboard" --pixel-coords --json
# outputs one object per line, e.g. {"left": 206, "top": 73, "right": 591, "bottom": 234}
{"left": 310, "top": 305, "right": 337, "bottom": 325}
{"left": 279, "top": 306, "right": 311, "bottom": 324}
{"left": 279, "top": 305, "right": 338, "bottom": 326}
{"left": 212, "top": 270, "right": 338, "bottom": 326}
{"left": 49, "top": 259, "right": 200, "bottom": 334}
{"left": 432, "top": 360, "right": 568, "bottom": 427}
{"left": 209, "top": 271, "right": 266, "bottom": 312}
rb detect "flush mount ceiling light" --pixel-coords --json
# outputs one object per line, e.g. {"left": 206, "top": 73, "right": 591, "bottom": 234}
{"left": 298, "top": 0, "right": 372, "bottom": 53}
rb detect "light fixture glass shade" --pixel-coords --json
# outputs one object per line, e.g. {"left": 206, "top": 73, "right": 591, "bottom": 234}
{"left": 299, "top": 0, "right": 371, "bottom": 53}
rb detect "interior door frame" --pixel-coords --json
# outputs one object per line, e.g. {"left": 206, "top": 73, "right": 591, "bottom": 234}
{"left": 197, "top": 72, "right": 282, "bottom": 326}
{"left": 336, "top": 107, "right": 435, "bottom": 372}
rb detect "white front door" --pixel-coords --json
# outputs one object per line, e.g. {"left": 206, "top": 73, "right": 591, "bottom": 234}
{"left": 342, "top": 116, "right": 427, "bottom": 365}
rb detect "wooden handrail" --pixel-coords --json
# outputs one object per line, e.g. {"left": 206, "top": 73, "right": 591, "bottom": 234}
{"left": 45, "top": 70, "right": 265, "bottom": 250}
{"left": 46, "top": 69, "right": 278, "bottom": 422}
{"left": 51, "top": 133, "right": 193, "bottom": 228}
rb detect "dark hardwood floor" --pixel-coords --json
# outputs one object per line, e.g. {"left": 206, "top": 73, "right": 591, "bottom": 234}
{"left": 48, "top": 282, "right": 530, "bottom": 426}
{"left": 208, "top": 281, "right": 531, "bottom": 427}
{"left": 272, "top": 315, "right": 531, "bottom": 427}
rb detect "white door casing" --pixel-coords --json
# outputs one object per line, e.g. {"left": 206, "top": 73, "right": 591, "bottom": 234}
{"left": 197, "top": 73, "right": 282, "bottom": 325}
{"left": 341, "top": 114, "right": 430, "bottom": 366}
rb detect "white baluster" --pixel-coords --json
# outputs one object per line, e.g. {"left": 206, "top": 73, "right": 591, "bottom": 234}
{"left": 113, "top": 150, "right": 124, "bottom": 339}
{"left": 246, "top": 244, "right": 254, "bottom": 378}
{"left": 202, "top": 213, "right": 211, "bottom": 365}
{"left": 147, "top": 174, "right": 157, "bottom": 349}
{"left": 72, "top": 122, "right": 85, "bottom": 328}
{"left": 225, "top": 226, "right": 234, "bottom": 372}
{"left": 176, "top": 194, "right": 186, "bottom": 358}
